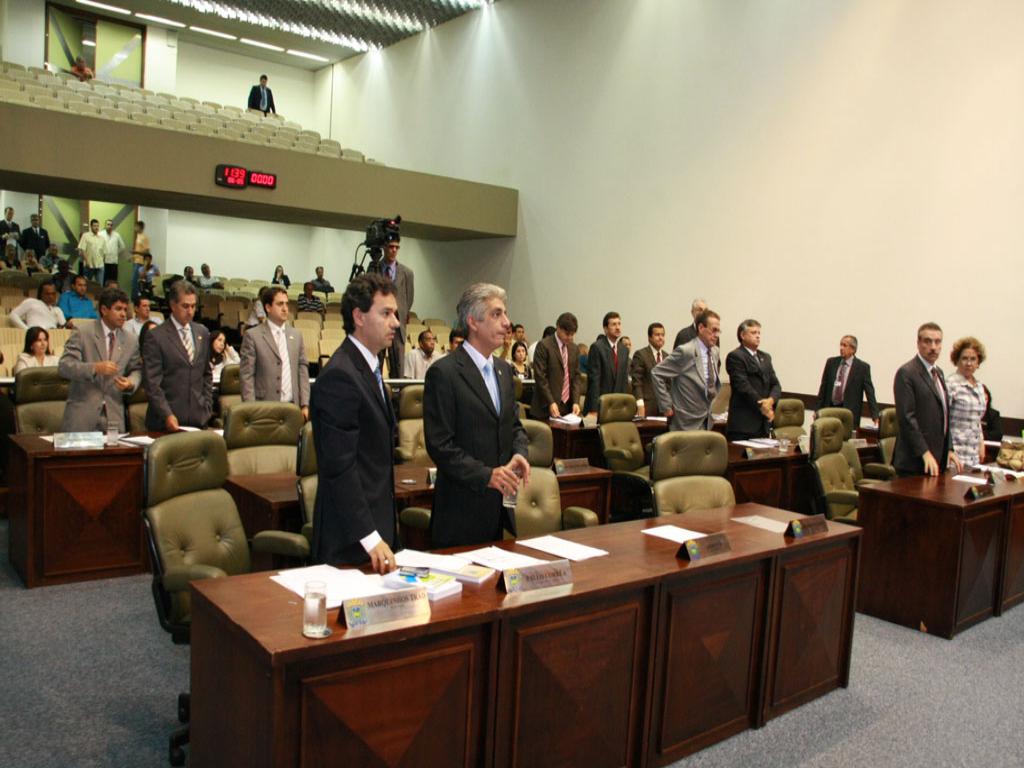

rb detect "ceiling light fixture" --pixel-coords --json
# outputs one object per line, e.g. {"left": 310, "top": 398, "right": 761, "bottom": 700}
{"left": 189, "top": 26, "right": 237, "bottom": 40}
{"left": 240, "top": 38, "right": 285, "bottom": 52}
{"left": 135, "top": 13, "right": 187, "bottom": 28}
{"left": 82, "top": 40, "right": 97, "bottom": 47}
{"left": 75, "top": 0, "right": 131, "bottom": 15}
{"left": 287, "top": 49, "right": 329, "bottom": 63}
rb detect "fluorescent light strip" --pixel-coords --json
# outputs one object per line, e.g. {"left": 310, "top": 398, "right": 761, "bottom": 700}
{"left": 76, "top": 0, "right": 131, "bottom": 15}
{"left": 286, "top": 50, "right": 329, "bottom": 63}
{"left": 82, "top": 40, "right": 97, "bottom": 47}
{"left": 189, "top": 26, "right": 237, "bottom": 41}
{"left": 135, "top": 13, "right": 186, "bottom": 28}
{"left": 240, "top": 38, "right": 284, "bottom": 52}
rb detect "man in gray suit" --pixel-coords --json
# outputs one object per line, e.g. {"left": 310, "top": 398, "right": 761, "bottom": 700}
{"left": 380, "top": 235, "right": 413, "bottom": 378}
{"left": 239, "top": 286, "right": 311, "bottom": 419}
{"left": 58, "top": 287, "right": 142, "bottom": 432}
{"left": 652, "top": 309, "right": 722, "bottom": 432}
{"left": 142, "top": 280, "right": 212, "bottom": 431}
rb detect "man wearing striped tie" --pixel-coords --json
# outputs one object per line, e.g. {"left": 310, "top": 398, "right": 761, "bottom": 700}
{"left": 530, "top": 312, "right": 581, "bottom": 419}
{"left": 142, "top": 281, "right": 212, "bottom": 431}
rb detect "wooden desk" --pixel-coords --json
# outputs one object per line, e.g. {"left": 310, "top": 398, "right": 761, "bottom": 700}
{"left": 225, "top": 473, "right": 303, "bottom": 539}
{"left": 857, "top": 474, "right": 1024, "bottom": 638}
{"left": 6, "top": 434, "right": 146, "bottom": 588}
{"left": 549, "top": 418, "right": 669, "bottom": 466}
{"left": 190, "top": 506, "right": 860, "bottom": 767}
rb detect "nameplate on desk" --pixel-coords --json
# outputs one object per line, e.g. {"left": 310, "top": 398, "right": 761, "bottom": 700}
{"left": 785, "top": 514, "right": 829, "bottom": 539}
{"left": 965, "top": 484, "right": 995, "bottom": 500}
{"left": 677, "top": 533, "right": 731, "bottom": 561}
{"left": 340, "top": 588, "right": 430, "bottom": 629}
{"left": 502, "top": 559, "right": 573, "bottom": 593}
{"left": 554, "top": 458, "right": 590, "bottom": 475}
{"left": 53, "top": 432, "right": 105, "bottom": 450}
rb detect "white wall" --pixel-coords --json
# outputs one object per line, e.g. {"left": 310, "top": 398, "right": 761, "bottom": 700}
{"left": 327, "top": 0, "right": 1024, "bottom": 416}
{"left": 0, "top": 190, "right": 40, "bottom": 222}
{"left": 143, "top": 26, "right": 178, "bottom": 93}
{"left": 1, "top": 0, "right": 44, "bottom": 67}
{"left": 175, "top": 40, "right": 318, "bottom": 129}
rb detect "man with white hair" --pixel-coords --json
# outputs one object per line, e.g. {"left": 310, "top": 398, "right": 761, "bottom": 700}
{"left": 424, "top": 283, "right": 530, "bottom": 548}
{"left": 674, "top": 297, "right": 709, "bottom": 349}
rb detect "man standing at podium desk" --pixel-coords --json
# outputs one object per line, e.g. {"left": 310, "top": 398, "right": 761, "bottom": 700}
{"left": 815, "top": 335, "right": 879, "bottom": 427}
{"left": 424, "top": 283, "right": 530, "bottom": 548}
{"left": 310, "top": 274, "right": 399, "bottom": 573}
{"left": 893, "top": 322, "right": 961, "bottom": 476}
{"left": 725, "top": 318, "right": 782, "bottom": 442}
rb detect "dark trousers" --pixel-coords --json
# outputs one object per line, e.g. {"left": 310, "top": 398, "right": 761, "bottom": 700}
{"left": 104, "top": 263, "right": 118, "bottom": 285}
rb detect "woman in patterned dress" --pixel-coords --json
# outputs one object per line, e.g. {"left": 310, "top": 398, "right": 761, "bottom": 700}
{"left": 946, "top": 337, "right": 987, "bottom": 468}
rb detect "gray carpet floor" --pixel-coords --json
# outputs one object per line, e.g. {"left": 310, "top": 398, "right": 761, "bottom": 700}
{"left": 1, "top": 515, "right": 1022, "bottom": 767}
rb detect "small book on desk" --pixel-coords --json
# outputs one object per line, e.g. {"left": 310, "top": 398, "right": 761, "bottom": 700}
{"left": 384, "top": 569, "right": 463, "bottom": 601}
{"left": 394, "top": 549, "right": 497, "bottom": 585}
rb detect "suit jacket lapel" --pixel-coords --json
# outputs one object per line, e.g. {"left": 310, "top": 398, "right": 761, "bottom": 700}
{"left": 457, "top": 348, "right": 499, "bottom": 419}
{"left": 344, "top": 340, "right": 391, "bottom": 422}
{"left": 915, "top": 358, "right": 943, "bottom": 405}
{"left": 260, "top": 324, "right": 281, "bottom": 361}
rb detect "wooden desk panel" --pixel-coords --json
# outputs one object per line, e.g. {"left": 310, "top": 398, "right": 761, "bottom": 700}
{"left": 225, "top": 473, "right": 302, "bottom": 539}
{"left": 7, "top": 434, "right": 146, "bottom": 587}
{"left": 190, "top": 506, "right": 860, "bottom": 767}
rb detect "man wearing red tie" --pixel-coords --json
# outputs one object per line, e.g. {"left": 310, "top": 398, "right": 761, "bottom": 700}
{"left": 893, "top": 323, "right": 962, "bottom": 476}
{"left": 814, "top": 335, "right": 880, "bottom": 428}
{"left": 531, "top": 312, "right": 581, "bottom": 418}
{"left": 585, "top": 311, "right": 631, "bottom": 416}
{"left": 630, "top": 322, "right": 667, "bottom": 418}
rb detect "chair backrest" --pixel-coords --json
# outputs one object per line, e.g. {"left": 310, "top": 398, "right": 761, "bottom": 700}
{"left": 508, "top": 467, "right": 563, "bottom": 538}
{"left": 810, "top": 417, "right": 857, "bottom": 518}
{"left": 598, "top": 392, "right": 636, "bottom": 423}
{"left": 653, "top": 476, "right": 736, "bottom": 517}
{"left": 296, "top": 421, "right": 317, "bottom": 525}
{"left": 144, "top": 432, "right": 250, "bottom": 626}
{"left": 522, "top": 419, "right": 553, "bottom": 467}
{"left": 878, "top": 407, "right": 897, "bottom": 464}
{"left": 817, "top": 407, "right": 854, "bottom": 439}
{"left": 223, "top": 401, "right": 303, "bottom": 474}
{"left": 218, "top": 363, "right": 242, "bottom": 415}
{"left": 773, "top": 398, "right": 806, "bottom": 440}
{"left": 396, "top": 384, "right": 430, "bottom": 465}
{"left": 650, "top": 430, "right": 728, "bottom": 482}
{"left": 809, "top": 416, "right": 846, "bottom": 461}
{"left": 598, "top": 420, "right": 645, "bottom": 471}
{"left": 14, "top": 366, "right": 68, "bottom": 434}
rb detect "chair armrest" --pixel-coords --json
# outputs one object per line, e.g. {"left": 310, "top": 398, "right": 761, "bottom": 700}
{"left": 399, "top": 506, "right": 431, "bottom": 530}
{"left": 824, "top": 490, "right": 859, "bottom": 506}
{"left": 562, "top": 506, "right": 599, "bottom": 528}
{"left": 395, "top": 446, "right": 413, "bottom": 462}
{"left": 863, "top": 462, "right": 896, "bottom": 480}
{"left": 252, "top": 530, "right": 311, "bottom": 559}
{"left": 644, "top": 442, "right": 653, "bottom": 464}
{"left": 163, "top": 564, "right": 227, "bottom": 592}
{"left": 301, "top": 522, "right": 313, "bottom": 542}
{"left": 603, "top": 447, "right": 633, "bottom": 461}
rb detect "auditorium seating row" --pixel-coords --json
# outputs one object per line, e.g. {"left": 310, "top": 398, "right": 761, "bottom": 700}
{"left": 0, "top": 61, "right": 380, "bottom": 164}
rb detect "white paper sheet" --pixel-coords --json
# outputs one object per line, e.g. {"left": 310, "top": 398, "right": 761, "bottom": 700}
{"left": 551, "top": 414, "right": 583, "bottom": 425}
{"left": 454, "top": 546, "right": 549, "bottom": 572}
{"left": 516, "top": 535, "right": 608, "bottom": 561}
{"left": 733, "top": 515, "right": 789, "bottom": 534}
{"left": 638, "top": 416, "right": 668, "bottom": 423}
{"left": 976, "top": 463, "right": 1024, "bottom": 479}
{"left": 749, "top": 438, "right": 780, "bottom": 447}
{"left": 120, "top": 435, "right": 155, "bottom": 446}
{"left": 394, "top": 549, "right": 480, "bottom": 572}
{"left": 732, "top": 440, "right": 770, "bottom": 449}
{"left": 951, "top": 474, "right": 990, "bottom": 486}
{"left": 984, "top": 440, "right": 1002, "bottom": 448}
{"left": 642, "top": 525, "right": 707, "bottom": 544}
{"left": 270, "top": 564, "right": 387, "bottom": 608}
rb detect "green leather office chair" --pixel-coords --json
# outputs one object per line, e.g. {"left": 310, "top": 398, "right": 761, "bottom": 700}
{"left": 127, "top": 385, "right": 148, "bottom": 433}
{"left": 597, "top": 393, "right": 653, "bottom": 521}
{"left": 250, "top": 421, "right": 317, "bottom": 563}
{"left": 223, "top": 401, "right": 303, "bottom": 474}
{"left": 395, "top": 384, "right": 430, "bottom": 465}
{"left": 866, "top": 408, "right": 898, "bottom": 479}
{"left": 504, "top": 467, "right": 598, "bottom": 538}
{"left": 818, "top": 406, "right": 893, "bottom": 485}
{"left": 650, "top": 430, "right": 735, "bottom": 516}
{"left": 772, "top": 398, "right": 806, "bottom": 441}
{"left": 14, "top": 366, "right": 68, "bottom": 434}
{"left": 809, "top": 416, "right": 859, "bottom": 525}
{"left": 217, "top": 363, "right": 242, "bottom": 420}
{"left": 523, "top": 418, "right": 554, "bottom": 467}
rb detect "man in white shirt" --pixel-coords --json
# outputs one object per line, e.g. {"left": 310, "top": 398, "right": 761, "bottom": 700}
{"left": 101, "top": 220, "right": 125, "bottom": 286}
{"left": 10, "top": 281, "right": 66, "bottom": 330}
{"left": 125, "top": 296, "right": 162, "bottom": 336}
{"left": 403, "top": 329, "right": 441, "bottom": 379}
{"left": 77, "top": 219, "right": 105, "bottom": 283}
{"left": 239, "top": 286, "right": 310, "bottom": 419}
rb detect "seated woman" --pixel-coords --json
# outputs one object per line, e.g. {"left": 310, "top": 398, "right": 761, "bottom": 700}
{"left": 14, "top": 326, "right": 58, "bottom": 373}
{"left": 947, "top": 337, "right": 988, "bottom": 468}
{"left": 209, "top": 329, "right": 240, "bottom": 384}
{"left": 2, "top": 242, "right": 21, "bottom": 270}
{"left": 271, "top": 265, "right": 291, "bottom": 288}
{"left": 510, "top": 341, "right": 533, "bottom": 378}
{"left": 22, "top": 249, "right": 41, "bottom": 275}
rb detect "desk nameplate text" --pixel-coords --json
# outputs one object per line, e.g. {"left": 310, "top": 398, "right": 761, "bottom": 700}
{"left": 785, "top": 514, "right": 829, "bottom": 539}
{"left": 677, "top": 533, "right": 731, "bottom": 561}
{"left": 502, "top": 559, "right": 573, "bottom": 593}
{"left": 341, "top": 588, "right": 430, "bottom": 629}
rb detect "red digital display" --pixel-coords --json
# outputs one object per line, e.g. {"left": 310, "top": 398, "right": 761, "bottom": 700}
{"left": 214, "top": 164, "right": 277, "bottom": 190}
{"left": 248, "top": 170, "right": 277, "bottom": 189}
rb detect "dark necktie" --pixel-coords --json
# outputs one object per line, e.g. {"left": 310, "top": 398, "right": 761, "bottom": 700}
{"left": 932, "top": 368, "right": 948, "bottom": 434}
{"left": 108, "top": 331, "right": 116, "bottom": 360}
{"left": 832, "top": 361, "right": 848, "bottom": 404}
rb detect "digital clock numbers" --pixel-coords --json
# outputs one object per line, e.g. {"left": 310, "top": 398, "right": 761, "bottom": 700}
{"left": 214, "top": 164, "right": 278, "bottom": 190}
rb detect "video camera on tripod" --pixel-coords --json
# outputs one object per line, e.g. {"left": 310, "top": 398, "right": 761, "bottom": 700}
{"left": 349, "top": 215, "right": 401, "bottom": 281}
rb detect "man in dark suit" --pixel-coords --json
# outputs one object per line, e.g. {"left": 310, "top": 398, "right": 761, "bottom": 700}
{"left": 380, "top": 235, "right": 413, "bottom": 378}
{"left": 725, "top": 318, "right": 782, "bottom": 441}
{"left": 424, "top": 283, "right": 529, "bottom": 548}
{"left": 893, "top": 323, "right": 961, "bottom": 476}
{"left": 0, "top": 206, "right": 20, "bottom": 252}
{"left": 815, "top": 335, "right": 879, "bottom": 427}
{"left": 19, "top": 214, "right": 49, "bottom": 259}
{"left": 630, "top": 322, "right": 667, "bottom": 418}
{"left": 531, "top": 311, "right": 581, "bottom": 418}
{"left": 673, "top": 298, "right": 708, "bottom": 349}
{"left": 584, "top": 311, "right": 630, "bottom": 416}
{"left": 247, "top": 74, "right": 276, "bottom": 114}
{"left": 142, "top": 281, "right": 212, "bottom": 431}
{"left": 310, "top": 274, "right": 400, "bottom": 571}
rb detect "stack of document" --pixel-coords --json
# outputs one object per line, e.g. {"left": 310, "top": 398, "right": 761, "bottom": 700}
{"left": 383, "top": 570, "right": 463, "bottom": 601}
{"left": 270, "top": 564, "right": 388, "bottom": 609}
{"left": 551, "top": 414, "right": 583, "bottom": 426}
{"left": 395, "top": 549, "right": 497, "bottom": 584}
